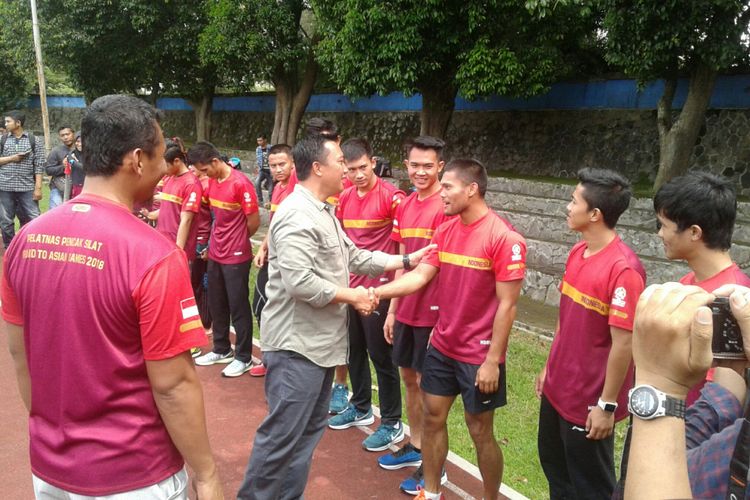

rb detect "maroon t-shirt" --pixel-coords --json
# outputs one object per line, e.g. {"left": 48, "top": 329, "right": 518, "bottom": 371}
{"left": 156, "top": 171, "right": 202, "bottom": 262}
{"left": 1, "top": 194, "right": 206, "bottom": 495}
{"left": 205, "top": 170, "right": 258, "bottom": 264}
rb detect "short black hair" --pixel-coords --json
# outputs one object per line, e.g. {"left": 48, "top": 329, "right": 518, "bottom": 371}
{"left": 577, "top": 168, "right": 632, "bottom": 229}
{"left": 58, "top": 125, "right": 74, "bottom": 133}
{"left": 654, "top": 171, "right": 736, "bottom": 250}
{"left": 5, "top": 110, "right": 25, "bottom": 127}
{"left": 187, "top": 141, "right": 222, "bottom": 165}
{"left": 269, "top": 143, "right": 292, "bottom": 158}
{"left": 257, "top": 133, "right": 268, "bottom": 140}
{"left": 444, "top": 159, "right": 488, "bottom": 197}
{"left": 81, "top": 95, "right": 162, "bottom": 178}
{"left": 405, "top": 136, "right": 445, "bottom": 162}
{"left": 305, "top": 117, "right": 339, "bottom": 141}
{"left": 164, "top": 136, "right": 187, "bottom": 163}
{"left": 293, "top": 135, "right": 333, "bottom": 181}
{"left": 341, "top": 138, "right": 372, "bottom": 163}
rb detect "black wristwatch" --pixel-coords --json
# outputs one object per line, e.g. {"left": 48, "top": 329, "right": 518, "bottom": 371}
{"left": 402, "top": 254, "right": 412, "bottom": 270}
{"left": 597, "top": 398, "right": 618, "bottom": 413}
{"left": 628, "top": 385, "right": 686, "bottom": 420}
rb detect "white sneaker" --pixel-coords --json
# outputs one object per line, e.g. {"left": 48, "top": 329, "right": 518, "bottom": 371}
{"left": 195, "top": 351, "right": 234, "bottom": 366}
{"left": 222, "top": 359, "right": 252, "bottom": 377}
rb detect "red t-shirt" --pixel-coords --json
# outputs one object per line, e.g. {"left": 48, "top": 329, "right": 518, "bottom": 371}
{"left": 270, "top": 178, "right": 296, "bottom": 221}
{"left": 0, "top": 194, "right": 206, "bottom": 496}
{"left": 391, "top": 190, "right": 452, "bottom": 326}
{"left": 424, "top": 212, "right": 526, "bottom": 364}
{"left": 156, "top": 171, "right": 202, "bottom": 262}
{"left": 205, "top": 169, "right": 258, "bottom": 264}
{"left": 195, "top": 174, "right": 211, "bottom": 245}
{"left": 681, "top": 262, "right": 750, "bottom": 405}
{"left": 543, "top": 236, "right": 646, "bottom": 425}
{"left": 337, "top": 178, "right": 405, "bottom": 288}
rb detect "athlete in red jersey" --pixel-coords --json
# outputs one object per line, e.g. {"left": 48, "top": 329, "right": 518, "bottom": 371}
{"left": 327, "top": 138, "right": 406, "bottom": 450}
{"left": 377, "top": 137, "right": 452, "bottom": 492}
{"left": 250, "top": 144, "right": 296, "bottom": 377}
{"left": 2, "top": 95, "right": 221, "bottom": 498}
{"left": 375, "top": 159, "right": 524, "bottom": 500}
{"left": 537, "top": 168, "right": 646, "bottom": 500}
{"left": 152, "top": 137, "right": 202, "bottom": 262}
{"left": 190, "top": 141, "right": 261, "bottom": 379}
{"left": 654, "top": 171, "right": 750, "bottom": 405}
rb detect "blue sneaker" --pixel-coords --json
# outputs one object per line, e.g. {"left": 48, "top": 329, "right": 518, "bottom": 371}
{"left": 378, "top": 442, "right": 422, "bottom": 469}
{"left": 329, "top": 383, "right": 349, "bottom": 414}
{"left": 363, "top": 421, "right": 405, "bottom": 451}
{"left": 328, "top": 404, "right": 375, "bottom": 429}
{"left": 399, "top": 465, "right": 447, "bottom": 496}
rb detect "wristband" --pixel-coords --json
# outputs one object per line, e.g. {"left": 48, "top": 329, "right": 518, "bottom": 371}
{"left": 402, "top": 254, "right": 412, "bottom": 271}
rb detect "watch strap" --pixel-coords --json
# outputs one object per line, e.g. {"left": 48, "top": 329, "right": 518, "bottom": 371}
{"left": 402, "top": 254, "right": 412, "bottom": 271}
{"left": 664, "top": 395, "right": 686, "bottom": 419}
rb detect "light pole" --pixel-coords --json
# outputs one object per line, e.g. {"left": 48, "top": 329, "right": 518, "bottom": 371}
{"left": 29, "top": 0, "right": 51, "bottom": 153}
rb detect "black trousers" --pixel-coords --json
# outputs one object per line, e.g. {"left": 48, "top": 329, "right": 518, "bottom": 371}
{"left": 252, "top": 261, "right": 269, "bottom": 331}
{"left": 208, "top": 259, "right": 253, "bottom": 363}
{"left": 190, "top": 257, "right": 212, "bottom": 329}
{"left": 538, "top": 395, "right": 615, "bottom": 500}
{"left": 348, "top": 301, "right": 402, "bottom": 425}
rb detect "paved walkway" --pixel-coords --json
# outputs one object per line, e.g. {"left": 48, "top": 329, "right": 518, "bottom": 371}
{"left": 0, "top": 338, "right": 523, "bottom": 499}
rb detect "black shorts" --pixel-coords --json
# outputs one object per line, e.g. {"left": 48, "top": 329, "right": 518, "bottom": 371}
{"left": 421, "top": 347, "right": 507, "bottom": 414}
{"left": 391, "top": 321, "right": 432, "bottom": 372}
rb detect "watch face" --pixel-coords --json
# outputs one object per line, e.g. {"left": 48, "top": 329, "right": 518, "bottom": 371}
{"left": 629, "top": 386, "right": 658, "bottom": 418}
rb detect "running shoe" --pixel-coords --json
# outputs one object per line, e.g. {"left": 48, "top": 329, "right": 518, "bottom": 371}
{"left": 378, "top": 443, "right": 422, "bottom": 470}
{"left": 249, "top": 363, "right": 267, "bottom": 377}
{"left": 328, "top": 404, "right": 374, "bottom": 429}
{"left": 194, "top": 350, "right": 234, "bottom": 366}
{"left": 329, "top": 383, "right": 349, "bottom": 414}
{"left": 400, "top": 465, "right": 447, "bottom": 496}
{"left": 363, "top": 421, "right": 405, "bottom": 451}
{"left": 221, "top": 359, "right": 252, "bottom": 377}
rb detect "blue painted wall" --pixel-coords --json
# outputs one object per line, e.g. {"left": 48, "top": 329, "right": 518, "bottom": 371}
{"left": 27, "top": 75, "right": 750, "bottom": 112}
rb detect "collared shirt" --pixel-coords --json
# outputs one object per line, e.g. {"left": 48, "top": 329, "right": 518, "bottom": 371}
{"left": 686, "top": 382, "right": 747, "bottom": 499}
{"left": 256, "top": 145, "right": 271, "bottom": 171}
{"left": 0, "top": 131, "right": 45, "bottom": 192}
{"left": 260, "top": 183, "right": 389, "bottom": 367}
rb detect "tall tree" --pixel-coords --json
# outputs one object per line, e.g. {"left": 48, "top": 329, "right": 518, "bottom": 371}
{"left": 0, "top": 2, "right": 37, "bottom": 110}
{"left": 201, "top": 0, "right": 318, "bottom": 145}
{"left": 600, "top": 0, "right": 750, "bottom": 190}
{"left": 314, "top": 0, "right": 590, "bottom": 138}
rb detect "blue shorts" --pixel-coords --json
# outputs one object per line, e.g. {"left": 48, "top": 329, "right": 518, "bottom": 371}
{"left": 420, "top": 347, "right": 506, "bottom": 414}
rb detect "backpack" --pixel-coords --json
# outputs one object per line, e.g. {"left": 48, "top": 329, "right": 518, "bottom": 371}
{"left": 0, "top": 132, "right": 36, "bottom": 157}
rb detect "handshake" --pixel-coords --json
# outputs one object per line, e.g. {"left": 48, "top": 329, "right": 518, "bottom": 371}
{"left": 351, "top": 286, "right": 381, "bottom": 316}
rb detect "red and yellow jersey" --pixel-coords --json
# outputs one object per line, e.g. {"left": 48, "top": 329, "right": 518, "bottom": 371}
{"left": 544, "top": 236, "right": 646, "bottom": 426}
{"left": 337, "top": 178, "right": 405, "bottom": 288}
{"left": 424, "top": 211, "right": 526, "bottom": 364}
{"left": 156, "top": 171, "right": 202, "bottom": 262}
{"left": 195, "top": 175, "right": 211, "bottom": 244}
{"left": 391, "top": 190, "right": 453, "bottom": 326}
{"left": 205, "top": 169, "right": 258, "bottom": 264}
{"left": 269, "top": 177, "right": 297, "bottom": 221}
{"left": 1, "top": 193, "right": 205, "bottom": 495}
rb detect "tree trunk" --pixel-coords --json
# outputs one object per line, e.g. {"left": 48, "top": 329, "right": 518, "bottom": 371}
{"left": 273, "top": 79, "right": 293, "bottom": 146}
{"left": 189, "top": 90, "right": 214, "bottom": 142}
{"left": 653, "top": 63, "right": 717, "bottom": 191}
{"left": 287, "top": 49, "right": 318, "bottom": 146}
{"left": 420, "top": 82, "right": 458, "bottom": 139}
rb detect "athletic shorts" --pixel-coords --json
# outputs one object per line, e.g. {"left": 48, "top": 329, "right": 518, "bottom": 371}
{"left": 391, "top": 320, "right": 432, "bottom": 372}
{"left": 421, "top": 347, "right": 507, "bottom": 414}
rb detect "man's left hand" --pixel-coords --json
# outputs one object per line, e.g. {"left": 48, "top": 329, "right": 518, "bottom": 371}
{"left": 33, "top": 187, "right": 42, "bottom": 201}
{"left": 475, "top": 360, "right": 499, "bottom": 394}
{"left": 408, "top": 244, "right": 437, "bottom": 267}
{"left": 586, "top": 406, "right": 614, "bottom": 440}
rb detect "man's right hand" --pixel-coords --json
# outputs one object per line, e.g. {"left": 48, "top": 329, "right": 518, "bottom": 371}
{"left": 193, "top": 470, "right": 224, "bottom": 500}
{"left": 253, "top": 244, "right": 267, "bottom": 268}
{"left": 351, "top": 286, "right": 378, "bottom": 315}
{"left": 534, "top": 365, "right": 546, "bottom": 399}
{"left": 384, "top": 311, "right": 395, "bottom": 344}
